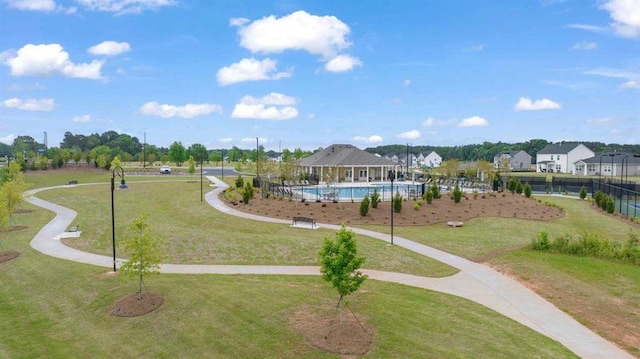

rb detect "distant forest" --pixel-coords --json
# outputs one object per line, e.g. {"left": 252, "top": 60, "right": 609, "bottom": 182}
{"left": 365, "top": 140, "right": 640, "bottom": 162}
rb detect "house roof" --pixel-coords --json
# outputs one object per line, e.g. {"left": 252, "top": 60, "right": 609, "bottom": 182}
{"left": 579, "top": 153, "right": 640, "bottom": 164}
{"left": 299, "top": 144, "right": 396, "bottom": 167}
{"left": 537, "top": 143, "right": 584, "bottom": 155}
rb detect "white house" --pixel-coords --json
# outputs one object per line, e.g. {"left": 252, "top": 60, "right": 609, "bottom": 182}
{"left": 574, "top": 153, "right": 640, "bottom": 177}
{"left": 421, "top": 151, "right": 442, "bottom": 168}
{"left": 536, "top": 143, "right": 595, "bottom": 174}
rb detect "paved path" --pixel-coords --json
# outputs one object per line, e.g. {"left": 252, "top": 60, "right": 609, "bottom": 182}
{"left": 24, "top": 179, "right": 632, "bottom": 359}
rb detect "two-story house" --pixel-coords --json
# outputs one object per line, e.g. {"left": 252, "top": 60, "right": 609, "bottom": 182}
{"left": 536, "top": 143, "right": 595, "bottom": 174}
{"left": 493, "top": 150, "right": 532, "bottom": 171}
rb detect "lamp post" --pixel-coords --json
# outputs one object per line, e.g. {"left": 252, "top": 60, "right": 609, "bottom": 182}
{"left": 111, "top": 166, "right": 129, "bottom": 272}
{"left": 610, "top": 153, "right": 616, "bottom": 180}
{"left": 221, "top": 149, "right": 225, "bottom": 180}
{"left": 390, "top": 174, "right": 394, "bottom": 246}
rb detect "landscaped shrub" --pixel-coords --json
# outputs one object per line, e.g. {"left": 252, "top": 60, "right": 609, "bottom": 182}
{"left": 579, "top": 186, "right": 587, "bottom": 200}
{"left": 393, "top": 191, "right": 402, "bottom": 213}
{"left": 593, "top": 190, "right": 605, "bottom": 207}
{"left": 524, "top": 183, "right": 532, "bottom": 198}
{"left": 413, "top": 203, "right": 421, "bottom": 210}
{"left": 605, "top": 196, "right": 615, "bottom": 213}
{"left": 241, "top": 182, "right": 254, "bottom": 204}
{"left": 360, "top": 194, "right": 370, "bottom": 217}
{"left": 235, "top": 175, "right": 244, "bottom": 188}
{"left": 424, "top": 190, "right": 433, "bottom": 204}
{"left": 452, "top": 183, "right": 462, "bottom": 203}
{"left": 430, "top": 183, "right": 440, "bottom": 199}
{"left": 531, "top": 231, "right": 550, "bottom": 251}
{"left": 515, "top": 180, "right": 523, "bottom": 195}
{"left": 371, "top": 188, "right": 381, "bottom": 208}
{"left": 507, "top": 177, "right": 518, "bottom": 193}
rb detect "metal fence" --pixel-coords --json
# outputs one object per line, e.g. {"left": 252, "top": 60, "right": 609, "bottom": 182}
{"left": 593, "top": 180, "right": 640, "bottom": 218}
{"left": 267, "top": 182, "right": 424, "bottom": 202}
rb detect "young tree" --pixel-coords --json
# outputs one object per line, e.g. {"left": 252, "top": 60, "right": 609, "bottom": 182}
{"left": 393, "top": 191, "right": 403, "bottom": 213}
{"left": 119, "top": 214, "right": 166, "bottom": 299}
{"left": 318, "top": 225, "right": 368, "bottom": 321}
{"left": 579, "top": 186, "right": 587, "bottom": 200}
{"left": 0, "top": 175, "right": 27, "bottom": 228}
{"left": 524, "top": 182, "right": 532, "bottom": 198}
{"left": 452, "top": 183, "right": 462, "bottom": 203}
{"left": 187, "top": 155, "right": 196, "bottom": 174}
{"left": 359, "top": 194, "right": 370, "bottom": 216}
{"left": 110, "top": 155, "right": 122, "bottom": 170}
{"left": 370, "top": 188, "right": 381, "bottom": 208}
{"left": 187, "top": 143, "right": 208, "bottom": 164}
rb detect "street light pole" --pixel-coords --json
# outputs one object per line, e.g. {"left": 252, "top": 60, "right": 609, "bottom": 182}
{"left": 111, "top": 166, "right": 129, "bottom": 272}
{"left": 390, "top": 176, "right": 394, "bottom": 245}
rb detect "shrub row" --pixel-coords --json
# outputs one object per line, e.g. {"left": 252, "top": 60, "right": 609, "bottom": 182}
{"left": 531, "top": 230, "right": 640, "bottom": 265}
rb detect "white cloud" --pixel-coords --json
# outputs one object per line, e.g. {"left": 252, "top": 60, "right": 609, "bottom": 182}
{"left": 572, "top": 40, "right": 597, "bottom": 50}
{"left": 307, "top": 113, "right": 316, "bottom": 119}
{"left": 587, "top": 117, "right": 615, "bottom": 125}
{"left": 139, "top": 102, "right": 222, "bottom": 118}
{"left": 565, "top": 24, "right": 609, "bottom": 34}
{"left": 229, "top": 17, "right": 249, "bottom": 27}
{"left": 403, "top": 79, "right": 411, "bottom": 86}
{"left": 6, "top": 0, "right": 56, "bottom": 11}
{"left": 353, "top": 135, "right": 383, "bottom": 144}
{"left": 2, "top": 97, "right": 55, "bottom": 111}
{"left": 236, "top": 11, "right": 352, "bottom": 58}
{"left": 421, "top": 117, "right": 454, "bottom": 127}
{"left": 621, "top": 80, "right": 639, "bottom": 88}
{"left": 216, "top": 58, "right": 291, "bottom": 86}
{"left": 73, "top": 0, "right": 176, "bottom": 14}
{"left": 514, "top": 97, "right": 561, "bottom": 111}
{"left": 72, "top": 114, "right": 91, "bottom": 122}
{"left": 325, "top": 54, "right": 362, "bottom": 72}
{"left": 2, "top": 43, "right": 103, "bottom": 79}
{"left": 231, "top": 93, "right": 298, "bottom": 120}
{"left": 219, "top": 137, "right": 233, "bottom": 143}
{"left": 88, "top": 41, "right": 131, "bottom": 56}
{"left": 457, "top": 116, "right": 488, "bottom": 127}
{"left": 4, "top": 82, "right": 45, "bottom": 91}
{"left": 601, "top": 0, "right": 640, "bottom": 38}
{"left": 397, "top": 130, "right": 421, "bottom": 139}
{"left": 0, "top": 134, "right": 16, "bottom": 145}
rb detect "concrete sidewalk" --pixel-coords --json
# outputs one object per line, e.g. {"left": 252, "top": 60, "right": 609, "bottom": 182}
{"left": 24, "top": 179, "right": 633, "bottom": 359}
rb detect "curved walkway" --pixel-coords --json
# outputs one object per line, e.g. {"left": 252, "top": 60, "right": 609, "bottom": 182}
{"left": 24, "top": 178, "right": 632, "bottom": 359}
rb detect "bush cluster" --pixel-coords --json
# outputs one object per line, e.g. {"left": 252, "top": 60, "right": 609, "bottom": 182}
{"left": 359, "top": 194, "right": 370, "bottom": 216}
{"left": 531, "top": 230, "right": 640, "bottom": 265}
{"left": 235, "top": 175, "right": 244, "bottom": 188}
{"left": 593, "top": 190, "right": 615, "bottom": 214}
{"left": 524, "top": 182, "right": 532, "bottom": 198}
{"left": 370, "top": 188, "right": 381, "bottom": 208}
{"left": 393, "top": 191, "right": 403, "bottom": 213}
{"left": 452, "top": 183, "right": 462, "bottom": 203}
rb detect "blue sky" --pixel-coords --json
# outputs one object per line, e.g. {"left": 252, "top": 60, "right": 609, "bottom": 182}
{"left": 1, "top": 0, "right": 639, "bottom": 151}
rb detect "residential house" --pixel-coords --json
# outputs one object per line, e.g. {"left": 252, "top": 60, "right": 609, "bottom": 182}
{"left": 299, "top": 144, "right": 398, "bottom": 183}
{"left": 574, "top": 153, "right": 640, "bottom": 177}
{"left": 421, "top": 151, "right": 442, "bottom": 168}
{"left": 536, "top": 143, "right": 595, "bottom": 174}
{"left": 493, "top": 150, "right": 532, "bottom": 171}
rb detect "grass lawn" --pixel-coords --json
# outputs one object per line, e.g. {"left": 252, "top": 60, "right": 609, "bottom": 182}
{"left": 362, "top": 196, "right": 640, "bottom": 261}
{"left": 33, "top": 181, "right": 457, "bottom": 278}
{"left": 0, "top": 206, "right": 577, "bottom": 358}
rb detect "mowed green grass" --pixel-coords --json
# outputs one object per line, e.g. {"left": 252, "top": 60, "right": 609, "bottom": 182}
{"left": 363, "top": 196, "right": 640, "bottom": 260}
{"left": 0, "top": 207, "right": 577, "bottom": 358}
{"left": 34, "top": 181, "right": 457, "bottom": 278}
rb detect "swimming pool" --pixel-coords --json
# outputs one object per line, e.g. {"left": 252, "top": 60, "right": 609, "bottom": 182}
{"left": 300, "top": 183, "right": 422, "bottom": 201}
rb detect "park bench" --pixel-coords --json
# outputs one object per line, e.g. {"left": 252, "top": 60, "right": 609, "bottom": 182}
{"left": 292, "top": 216, "right": 316, "bottom": 229}
{"left": 69, "top": 223, "right": 80, "bottom": 232}
{"left": 67, "top": 180, "right": 79, "bottom": 186}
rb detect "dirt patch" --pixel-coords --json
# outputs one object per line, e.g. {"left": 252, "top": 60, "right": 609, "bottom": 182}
{"left": 109, "top": 292, "right": 164, "bottom": 317}
{"left": 1, "top": 225, "right": 28, "bottom": 232}
{"left": 13, "top": 209, "right": 33, "bottom": 214}
{"left": 223, "top": 191, "right": 564, "bottom": 226}
{"left": 0, "top": 251, "right": 20, "bottom": 263}
{"left": 290, "top": 305, "right": 375, "bottom": 356}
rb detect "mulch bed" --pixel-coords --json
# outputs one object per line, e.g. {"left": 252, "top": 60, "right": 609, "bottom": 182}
{"left": 110, "top": 292, "right": 164, "bottom": 317}
{"left": 0, "top": 251, "right": 20, "bottom": 263}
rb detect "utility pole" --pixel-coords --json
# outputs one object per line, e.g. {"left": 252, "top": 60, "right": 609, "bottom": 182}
{"left": 143, "top": 132, "right": 146, "bottom": 168}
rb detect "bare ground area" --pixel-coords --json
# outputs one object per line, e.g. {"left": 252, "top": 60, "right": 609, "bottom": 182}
{"left": 290, "top": 305, "right": 376, "bottom": 356}
{"left": 110, "top": 292, "right": 164, "bottom": 317}
{"left": 0, "top": 250, "right": 20, "bottom": 263}
{"left": 222, "top": 190, "right": 565, "bottom": 226}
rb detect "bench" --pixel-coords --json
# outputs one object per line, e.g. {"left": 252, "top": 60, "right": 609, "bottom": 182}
{"left": 69, "top": 224, "right": 80, "bottom": 232}
{"left": 67, "top": 180, "right": 78, "bottom": 186}
{"left": 292, "top": 216, "right": 316, "bottom": 229}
